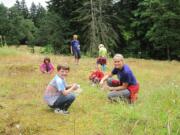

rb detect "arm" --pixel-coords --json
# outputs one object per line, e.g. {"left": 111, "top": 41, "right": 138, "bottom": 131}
{"left": 56, "top": 77, "right": 78, "bottom": 96}
{"left": 48, "top": 63, "right": 54, "bottom": 74}
{"left": 70, "top": 45, "right": 73, "bottom": 54}
{"left": 70, "top": 41, "right": 73, "bottom": 54}
{"left": 107, "top": 72, "right": 130, "bottom": 91}
{"left": 99, "top": 73, "right": 112, "bottom": 85}
{"left": 77, "top": 40, "right": 80, "bottom": 50}
{"left": 62, "top": 83, "right": 78, "bottom": 96}
{"left": 99, "top": 49, "right": 102, "bottom": 57}
{"left": 66, "top": 84, "right": 73, "bottom": 89}
{"left": 107, "top": 82, "right": 128, "bottom": 91}
{"left": 40, "top": 64, "right": 47, "bottom": 73}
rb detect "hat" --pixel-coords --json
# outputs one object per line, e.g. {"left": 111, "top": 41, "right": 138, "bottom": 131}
{"left": 98, "top": 44, "right": 104, "bottom": 49}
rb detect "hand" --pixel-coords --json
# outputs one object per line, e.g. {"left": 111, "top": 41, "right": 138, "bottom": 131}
{"left": 43, "top": 71, "right": 47, "bottom": 73}
{"left": 109, "top": 87, "right": 114, "bottom": 91}
{"left": 99, "top": 80, "right": 104, "bottom": 86}
{"left": 71, "top": 83, "right": 79, "bottom": 91}
{"left": 104, "top": 85, "right": 113, "bottom": 91}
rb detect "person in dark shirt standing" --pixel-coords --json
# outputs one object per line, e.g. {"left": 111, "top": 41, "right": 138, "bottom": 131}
{"left": 70, "top": 34, "right": 81, "bottom": 65}
{"left": 100, "top": 54, "right": 139, "bottom": 103}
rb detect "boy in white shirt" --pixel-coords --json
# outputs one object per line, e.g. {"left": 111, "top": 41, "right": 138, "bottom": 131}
{"left": 44, "top": 64, "right": 79, "bottom": 114}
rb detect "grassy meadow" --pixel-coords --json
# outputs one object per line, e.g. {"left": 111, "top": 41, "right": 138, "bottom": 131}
{"left": 0, "top": 46, "right": 179, "bottom": 135}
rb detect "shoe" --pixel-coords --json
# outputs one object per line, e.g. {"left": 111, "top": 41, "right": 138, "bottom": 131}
{"left": 54, "top": 108, "right": 63, "bottom": 114}
{"left": 54, "top": 108, "right": 69, "bottom": 115}
{"left": 62, "top": 110, "right": 69, "bottom": 114}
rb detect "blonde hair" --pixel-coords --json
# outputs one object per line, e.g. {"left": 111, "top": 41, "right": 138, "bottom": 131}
{"left": 113, "top": 54, "right": 124, "bottom": 61}
{"left": 98, "top": 44, "right": 104, "bottom": 49}
{"left": 73, "top": 34, "right": 78, "bottom": 39}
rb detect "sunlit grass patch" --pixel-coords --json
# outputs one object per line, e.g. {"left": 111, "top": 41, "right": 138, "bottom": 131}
{"left": 0, "top": 46, "right": 179, "bottom": 135}
{"left": 0, "top": 46, "right": 26, "bottom": 56}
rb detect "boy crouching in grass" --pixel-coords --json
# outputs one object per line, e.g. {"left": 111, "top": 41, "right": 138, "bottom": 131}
{"left": 44, "top": 64, "right": 79, "bottom": 115}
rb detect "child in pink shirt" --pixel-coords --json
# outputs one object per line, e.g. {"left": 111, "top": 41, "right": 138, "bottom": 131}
{"left": 40, "top": 57, "right": 54, "bottom": 74}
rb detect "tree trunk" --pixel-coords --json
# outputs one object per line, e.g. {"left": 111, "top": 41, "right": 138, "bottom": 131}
{"left": 167, "top": 44, "right": 170, "bottom": 60}
{"left": 90, "top": 0, "right": 96, "bottom": 54}
{"left": 0, "top": 35, "right": 3, "bottom": 46}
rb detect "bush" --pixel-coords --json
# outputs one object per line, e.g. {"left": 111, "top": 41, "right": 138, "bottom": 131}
{"left": 40, "top": 44, "right": 54, "bottom": 54}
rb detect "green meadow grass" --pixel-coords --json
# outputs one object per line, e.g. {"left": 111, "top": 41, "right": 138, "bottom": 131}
{"left": 0, "top": 46, "right": 179, "bottom": 135}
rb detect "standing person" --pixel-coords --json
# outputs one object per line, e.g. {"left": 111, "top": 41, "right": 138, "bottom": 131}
{"left": 97, "top": 44, "right": 107, "bottom": 72}
{"left": 70, "top": 34, "right": 81, "bottom": 64}
{"left": 40, "top": 57, "right": 54, "bottom": 74}
{"left": 44, "top": 64, "right": 79, "bottom": 114}
{"left": 100, "top": 54, "right": 139, "bottom": 103}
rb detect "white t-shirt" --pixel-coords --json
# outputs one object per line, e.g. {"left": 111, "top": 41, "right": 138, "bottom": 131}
{"left": 44, "top": 75, "right": 67, "bottom": 105}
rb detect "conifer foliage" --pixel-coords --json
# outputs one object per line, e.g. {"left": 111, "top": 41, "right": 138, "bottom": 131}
{"left": 0, "top": 0, "right": 179, "bottom": 60}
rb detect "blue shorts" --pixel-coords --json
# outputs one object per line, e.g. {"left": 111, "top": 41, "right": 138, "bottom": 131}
{"left": 73, "top": 50, "right": 81, "bottom": 59}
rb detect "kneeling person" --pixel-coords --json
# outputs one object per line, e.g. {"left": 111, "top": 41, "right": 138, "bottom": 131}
{"left": 100, "top": 54, "right": 139, "bottom": 103}
{"left": 44, "top": 64, "right": 78, "bottom": 114}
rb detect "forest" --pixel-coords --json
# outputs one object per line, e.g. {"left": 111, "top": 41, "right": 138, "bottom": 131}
{"left": 0, "top": 0, "right": 179, "bottom": 60}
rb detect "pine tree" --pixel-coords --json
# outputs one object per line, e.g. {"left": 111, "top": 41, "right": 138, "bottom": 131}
{"left": 20, "top": 0, "right": 29, "bottom": 19}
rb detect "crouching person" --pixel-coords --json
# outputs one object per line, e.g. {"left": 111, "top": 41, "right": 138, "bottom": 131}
{"left": 40, "top": 57, "right": 54, "bottom": 74}
{"left": 100, "top": 54, "right": 139, "bottom": 103}
{"left": 44, "top": 64, "right": 78, "bottom": 114}
{"left": 89, "top": 69, "right": 104, "bottom": 85}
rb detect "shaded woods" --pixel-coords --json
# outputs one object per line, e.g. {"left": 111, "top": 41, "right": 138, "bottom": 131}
{"left": 0, "top": 0, "right": 179, "bottom": 60}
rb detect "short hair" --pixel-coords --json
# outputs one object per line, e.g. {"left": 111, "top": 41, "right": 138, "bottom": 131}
{"left": 57, "top": 64, "right": 70, "bottom": 71}
{"left": 113, "top": 54, "right": 124, "bottom": 61}
{"left": 73, "top": 34, "right": 78, "bottom": 39}
{"left": 98, "top": 44, "right": 104, "bottom": 49}
{"left": 44, "top": 57, "right": 50, "bottom": 63}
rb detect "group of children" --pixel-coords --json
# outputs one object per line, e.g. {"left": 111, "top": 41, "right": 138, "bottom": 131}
{"left": 40, "top": 35, "right": 139, "bottom": 115}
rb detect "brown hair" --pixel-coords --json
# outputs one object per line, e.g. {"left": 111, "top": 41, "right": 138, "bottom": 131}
{"left": 57, "top": 64, "right": 70, "bottom": 71}
{"left": 44, "top": 57, "right": 50, "bottom": 63}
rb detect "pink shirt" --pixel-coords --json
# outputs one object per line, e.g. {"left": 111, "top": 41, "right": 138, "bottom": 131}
{"left": 40, "top": 63, "right": 54, "bottom": 73}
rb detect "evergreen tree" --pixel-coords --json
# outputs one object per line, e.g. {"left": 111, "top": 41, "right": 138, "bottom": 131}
{"left": 30, "top": 2, "right": 37, "bottom": 24}
{"left": 133, "top": 0, "right": 180, "bottom": 59}
{"left": 113, "top": 0, "right": 140, "bottom": 57}
{"left": 0, "top": 4, "right": 9, "bottom": 36}
{"left": 35, "top": 3, "right": 46, "bottom": 28}
{"left": 20, "top": 0, "right": 29, "bottom": 19}
{"left": 0, "top": 0, "right": 179, "bottom": 59}
{"left": 35, "top": 11, "right": 67, "bottom": 54}
{"left": 7, "top": 5, "right": 36, "bottom": 45}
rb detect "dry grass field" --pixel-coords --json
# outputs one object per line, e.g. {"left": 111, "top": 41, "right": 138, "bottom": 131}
{"left": 0, "top": 46, "right": 179, "bottom": 135}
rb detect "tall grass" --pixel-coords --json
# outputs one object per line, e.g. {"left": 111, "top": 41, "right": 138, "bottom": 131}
{"left": 0, "top": 46, "right": 23, "bottom": 56}
{"left": 0, "top": 46, "right": 179, "bottom": 135}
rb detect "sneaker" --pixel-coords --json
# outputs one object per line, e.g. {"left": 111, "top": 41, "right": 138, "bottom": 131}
{"left": 54, "top": 108, "right": 69, "bottom": 115}
{"left": 54, "top": 108, "right": 63, "bottom": 114}
{"left": 62, "top": 110, "right": 69, "bottom": 115}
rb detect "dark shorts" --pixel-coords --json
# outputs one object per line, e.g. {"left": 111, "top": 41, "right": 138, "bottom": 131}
{"left": 97, "top": 57, "right": 107, "bottom": 65}
{"left": 73, "top": 50, "right": 81, "bottom": 59}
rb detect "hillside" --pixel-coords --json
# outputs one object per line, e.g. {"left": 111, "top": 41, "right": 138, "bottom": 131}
{"left": 0, "top": 46, "right": 179, "bottom": 135}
